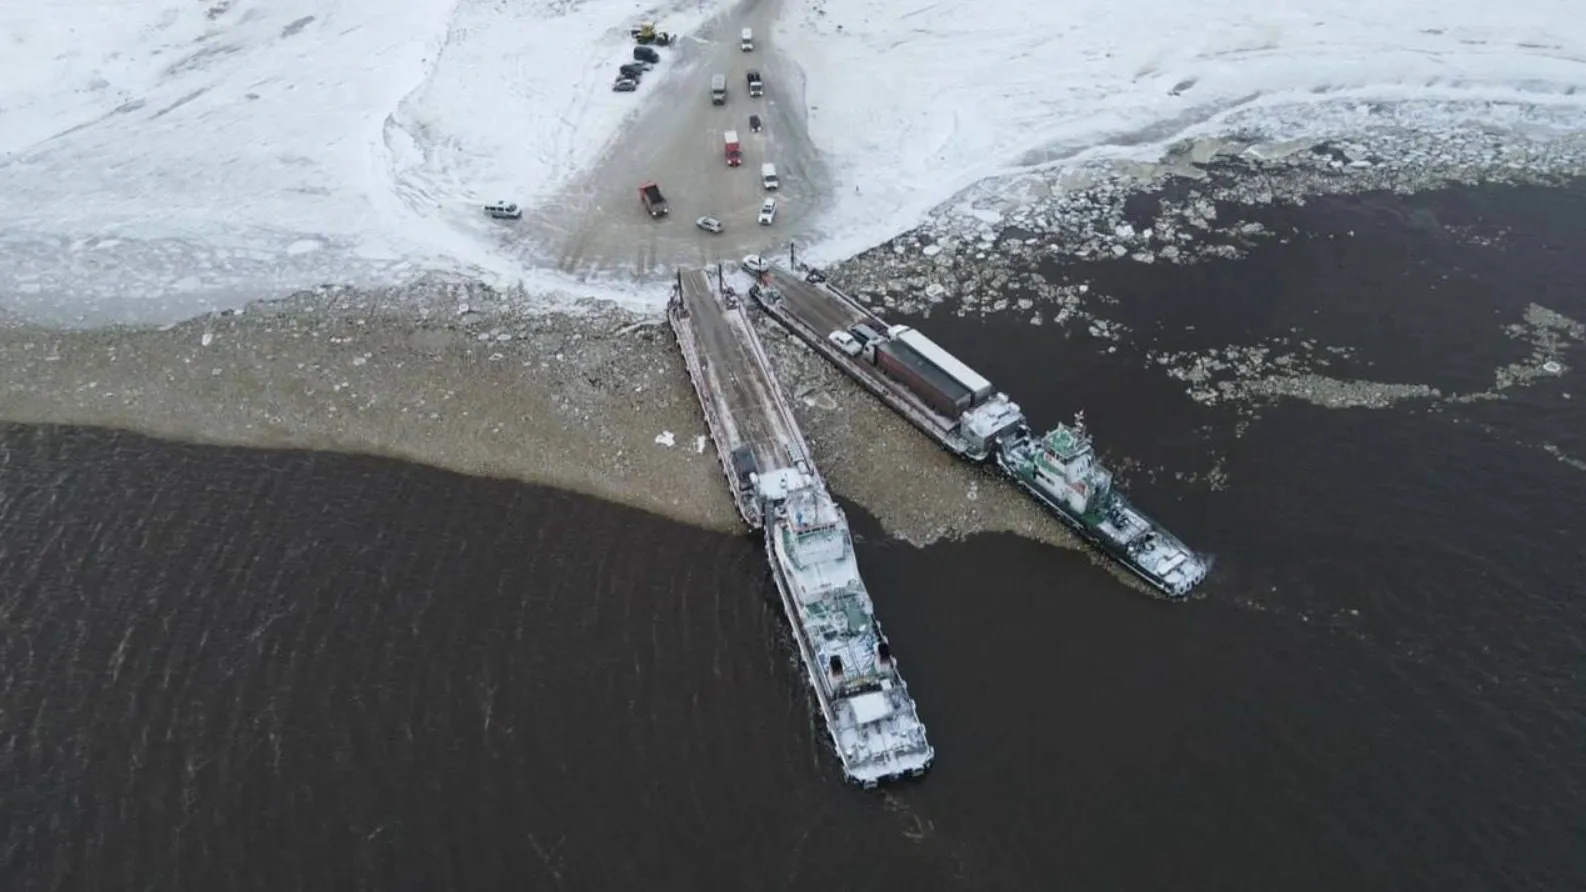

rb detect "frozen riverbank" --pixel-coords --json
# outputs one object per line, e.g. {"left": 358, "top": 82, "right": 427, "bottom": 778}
{"left": 0, "top": 280, "right": 1067, "bottom": 551}
{"left": 5, "top": 105, "right": 1584, "bottom": 560}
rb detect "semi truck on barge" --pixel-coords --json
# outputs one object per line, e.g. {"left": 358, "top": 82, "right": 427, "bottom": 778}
{"left": 748, "top": 265, "right": 1211, "bottom": 599}
{"left": 750, "top": 278, "right": 1023, "bottom": 461}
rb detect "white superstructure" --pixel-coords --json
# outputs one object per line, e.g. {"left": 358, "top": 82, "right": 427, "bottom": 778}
{"left": 759, "top": 469, "right": 934, "bottom": 787}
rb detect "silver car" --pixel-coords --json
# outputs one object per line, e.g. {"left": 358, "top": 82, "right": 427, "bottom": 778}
{"left": 757, "top": 198, "right": 777, "bottom": 226}
{"left": 696, "top": 215, "right": 724, "bottom": 234}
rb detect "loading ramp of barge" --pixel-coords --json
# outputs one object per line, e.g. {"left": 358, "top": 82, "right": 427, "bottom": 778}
{"left": 667, "top": 268, "right": 816, "bottom": 528}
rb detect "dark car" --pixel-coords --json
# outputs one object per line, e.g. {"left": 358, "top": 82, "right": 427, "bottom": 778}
{"left": 748, "top": 114, "right": 762, "bottom": 133}
{"left": 730, "top": 445, "right": 758, "bottom": 489}
{"left": 633, "top": 46, "right": 659, "bottom": 64}
{"left": 619, "top": 63, "right": 644, "bottom": 79}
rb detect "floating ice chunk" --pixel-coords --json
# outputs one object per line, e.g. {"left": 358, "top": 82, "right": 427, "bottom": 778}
{"left": 654, "top": 431, "right": 676, "bottom": 447}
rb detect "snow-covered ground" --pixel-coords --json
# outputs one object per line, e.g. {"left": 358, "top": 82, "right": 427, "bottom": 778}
{"left": 0, "top": 0, "right": 723, "bottom": 324}
{"left": 782, "top": 0, "right": 1586, "bottom": 264}
{"left": 2, "top": 0, "right": 1585, "bottom": 324}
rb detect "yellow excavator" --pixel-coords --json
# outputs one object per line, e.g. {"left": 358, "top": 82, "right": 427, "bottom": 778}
{"left": 630, "top": 22, "right": 674, "bottom": 45}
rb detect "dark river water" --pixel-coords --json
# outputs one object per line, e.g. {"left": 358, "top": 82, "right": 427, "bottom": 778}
{"left": 3, "top": 182, "right": 1584, "bottom": 891}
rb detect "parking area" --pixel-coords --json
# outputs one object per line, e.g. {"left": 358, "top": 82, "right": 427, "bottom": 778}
{"left": 516, "top": 0, "right": 831, "bottom": 280}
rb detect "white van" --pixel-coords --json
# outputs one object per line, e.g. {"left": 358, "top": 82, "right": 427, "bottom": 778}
{"left": 740, "top": 28, "right": 754, "bottom": 51}
{"left": 760, "top": 162, "right": 778, "bottom": 190}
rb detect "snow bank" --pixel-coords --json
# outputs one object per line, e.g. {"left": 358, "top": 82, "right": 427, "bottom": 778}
{"left": 781, "top": 0, "right": 1586, "bottom": 264}
{"left": 0, "top": 0, "right": 719, "bottom": 324}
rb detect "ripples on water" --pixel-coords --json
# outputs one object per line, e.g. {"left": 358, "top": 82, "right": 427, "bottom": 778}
{"left": 4, "top": 183, "right": 1586, "bottom": 890}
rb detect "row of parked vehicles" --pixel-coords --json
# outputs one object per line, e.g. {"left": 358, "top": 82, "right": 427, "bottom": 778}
{"left": 629, "top": 25, "right": 780, "bottom": 233}
{"left": 614, "top": 44, "right": 662, "bottom": 92}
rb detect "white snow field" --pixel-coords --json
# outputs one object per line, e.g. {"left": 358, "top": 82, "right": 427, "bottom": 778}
{"left": 0, "top": 0, "right": 723, "bottom": 324}
{"left": 782, "top": 0, "right": 1586, "bottom": 264}
{"left": 2, "top": 0, "right": 1585, "bottom": 323}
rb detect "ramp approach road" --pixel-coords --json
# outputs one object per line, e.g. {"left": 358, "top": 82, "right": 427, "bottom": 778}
{"left": 521, "top": 0, "right": 830, "bottom": 279}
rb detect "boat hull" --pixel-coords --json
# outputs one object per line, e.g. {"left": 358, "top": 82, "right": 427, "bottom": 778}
{"left": 996, "top": 456, "right": 1207, "bottom": 600}
{"left": 761, "top": 525, "right": 933, "bottom": 788}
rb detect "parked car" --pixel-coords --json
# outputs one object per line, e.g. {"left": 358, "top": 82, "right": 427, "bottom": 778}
{"left": 613, "top": 77, "right": 637, "bottom": 92}
{"left": 827, "top": 330, "right": 862, "bottom": 356}
{"left": 757, "top": 198, "right": 777, "bottom": 225}
{"left": 748, "top": 114, "right": 762, "bottom": 133}
{"left": 483, "top": 201, "right": 521, "bottom": 220}
{"left": 741, "top": 254, "right": 769, "bottom": 274}
{"left": 618, "top": 63, "right": 644, "bottom": 79}
{"left": 634, "top": 46, "right": 660, "bottom": 64}
{"left": 695, "top": 215, "right": 724, "bottom": 234}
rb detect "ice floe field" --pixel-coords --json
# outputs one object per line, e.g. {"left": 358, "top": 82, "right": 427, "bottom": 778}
{"left": 2, "top": 0, "right": 1585, "bottom": 324}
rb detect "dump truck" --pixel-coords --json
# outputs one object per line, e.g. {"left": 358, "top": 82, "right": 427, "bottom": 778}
{"left": 746, "top": 70, "right": 764, "bottom": 97}
{"left": 638, "top": 181, "right": 668, "bottom": 217}
{"left": 710, "top": 74, "right": 727, "bottom": 105}
{"left": 723, "top": 130, "right": 742, "bottom": 167}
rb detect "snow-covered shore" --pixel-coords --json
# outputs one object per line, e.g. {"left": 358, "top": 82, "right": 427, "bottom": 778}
{"left": 3, "top": 0, "right": 1585, "bottom": 324}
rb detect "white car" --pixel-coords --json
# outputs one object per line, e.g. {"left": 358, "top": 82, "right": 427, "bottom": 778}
{"left": 757, "top": 198, "right": 777, "bottom": 225}
{"left": 483, "top": 201, "right": 521, "bottom": 219}
{"left": 741, "top": 254, "right": 769, "bottom": 274}
{"left": 828, "top": 330, "right": 861, "bottom": 356}
{"left": 696, "top": 215, "right": 724, "bottom": 234}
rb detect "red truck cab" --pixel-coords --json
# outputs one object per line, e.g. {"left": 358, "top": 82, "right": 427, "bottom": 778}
{"left": 723, "top": 130, "right": 742, "bottom": 167}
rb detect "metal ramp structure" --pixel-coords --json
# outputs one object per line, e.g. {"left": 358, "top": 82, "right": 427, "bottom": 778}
{"left": 666, "top": 267, "right": 817, "bottom": 528}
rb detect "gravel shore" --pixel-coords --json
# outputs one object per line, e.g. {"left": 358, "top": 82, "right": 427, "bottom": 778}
{"left": 0, "top": 280, "right": 1078, "bottom": 553}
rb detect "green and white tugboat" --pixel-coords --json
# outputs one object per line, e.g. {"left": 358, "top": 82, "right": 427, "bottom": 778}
{"left": 996, "top": 412, "right": 1211, "bottom": 599}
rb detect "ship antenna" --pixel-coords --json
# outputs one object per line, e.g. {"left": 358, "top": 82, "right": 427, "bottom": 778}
{"left": 1073, "top": 410, "right": 1087, "bottom": 434}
